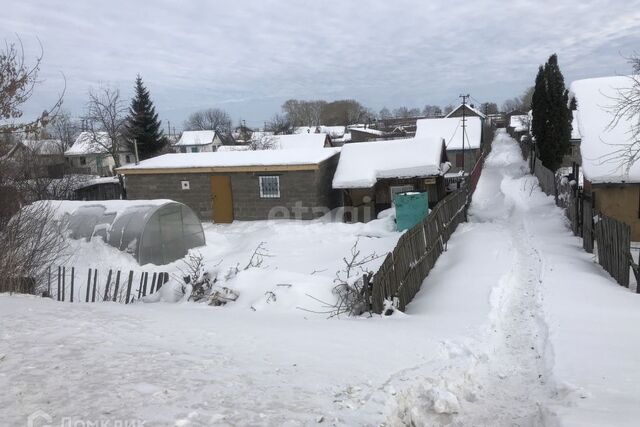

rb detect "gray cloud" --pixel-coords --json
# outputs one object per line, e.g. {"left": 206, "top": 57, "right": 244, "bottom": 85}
{"left": 2, "top": 0, "right": 639, "bottom": 128}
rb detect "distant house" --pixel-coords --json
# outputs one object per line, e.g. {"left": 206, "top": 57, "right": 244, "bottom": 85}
{"left": 570, "top": 75, "right": 640, "bottom": 239}
{"left": 349, "top": 127, "right": 390, "bottom": 143}
{"left": 65, "top": 132, "right": 134, "bottom": 176}
{"left": 116, "top": 148, "right": 341, "bottom": 223}
{"left": 507, "top": 114, "right": 531, "bottom": 142}
{"left": 3, "top": 138, "right": 65, "bottom": 177}
{"left": 564, "top": 114, "right": 582, "bottom": 167}
{"left": 332, "top": 136, "right": 449, "bottom": 221}
{"left": 174, "top": 130, "right": 233, "bottom": 153}
{"left": 445, "top": 104, "right": 487, "bottom": 120}
{"left": 415, "top": 116, "right": 483, "bottom": 175}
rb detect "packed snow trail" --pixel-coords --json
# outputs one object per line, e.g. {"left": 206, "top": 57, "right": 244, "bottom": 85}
{"left": 391, "top": 130, "right": 560, "bottom": 426}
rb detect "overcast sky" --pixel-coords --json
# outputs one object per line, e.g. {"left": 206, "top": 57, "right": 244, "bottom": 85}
{"left": 3, "top": 0, "right": 640, "bottom": 131}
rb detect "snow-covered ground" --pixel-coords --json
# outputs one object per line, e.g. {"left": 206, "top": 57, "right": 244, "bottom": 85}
{"left": 57, "top": 213, "right": 401, "bottom": 310}
{"left": 2, "top": 130, "right": 640, "bottom": 426}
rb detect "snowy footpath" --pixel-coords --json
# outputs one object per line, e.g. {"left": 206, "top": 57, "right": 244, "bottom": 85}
{"left": 2, "top": 131, "right": 640, "bottom": 426}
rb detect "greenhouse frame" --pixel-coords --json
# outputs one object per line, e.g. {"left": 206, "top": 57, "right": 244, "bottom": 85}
{"left": 55, "top": 200, "right": 205, "bottom": 265}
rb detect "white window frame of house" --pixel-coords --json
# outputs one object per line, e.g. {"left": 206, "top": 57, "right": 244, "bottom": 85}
{"left": 190, "top": 147, "right": 199, "bottom": 153}
{"left": 389, "top": 184, "right": 415, "bottom": 204}
{"left": 259, "top": 176, "right": 281, "bottom": 198}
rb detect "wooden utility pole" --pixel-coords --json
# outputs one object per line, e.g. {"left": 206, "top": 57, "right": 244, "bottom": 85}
{"left": 459, "top": 94, "right": 470, "bottom": 174}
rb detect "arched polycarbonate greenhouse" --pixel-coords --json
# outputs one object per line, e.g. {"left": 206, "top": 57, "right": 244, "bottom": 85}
{"left": 48, "top": 200, "right": 205, "bottom": 265}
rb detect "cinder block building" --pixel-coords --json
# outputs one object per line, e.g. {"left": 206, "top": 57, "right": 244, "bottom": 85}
{"left": 117, "top": 149, "right": 341, "bottom": 223}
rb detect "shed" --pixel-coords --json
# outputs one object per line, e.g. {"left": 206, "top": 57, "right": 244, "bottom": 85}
{"left": 332, "top": 136, "right": 449, "bottom": 221}
{"left": 116, "top": 149, "right": 341, "bottom": 223}
{"left": 74, "top": 176, "right": 123, "bottom": 201}
{"left": 45, "top": 200, "right": 205, "bottom": 265}
{"left": 415, "top": 116, "right": 483, "bottom": 174}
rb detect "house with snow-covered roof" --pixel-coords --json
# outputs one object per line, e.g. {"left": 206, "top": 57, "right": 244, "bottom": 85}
{"left": 116, "top": 148, "right": 341, "bottom": 223}
{"left": 415, "top": 116, "right": 483, "bottom": 174}
{"left": 569, "top": 75, "right": 640, "bottom": 239}
{"left": 174, "top": 130, "right": 234, "bottom": 153}
{"left": 332, "top": 136, "right": 449, "bottom": 222}
{"left": 64, "top": 132, "right": 134, "bottom": 176}
{"left": 445, "top": 103, "right": 486, "bottom": 120}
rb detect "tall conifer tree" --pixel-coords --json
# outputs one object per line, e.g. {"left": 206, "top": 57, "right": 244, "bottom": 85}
{"left": 531, "top": 54, "right": 572, "bottom": 171}
{"left": 125, "top": 75, "right": 166, "bottom": 161}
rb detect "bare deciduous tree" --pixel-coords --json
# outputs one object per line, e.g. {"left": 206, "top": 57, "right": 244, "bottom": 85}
{"left": 0, "top": 201, "right": 69, "bottom": 294}
{"left": 49, "top": 110, "right": 79, "bottom": 154}
{"left": 248, "top": 134, "right": 278, "bottom": 150}
{"left": 266, "top": 113, "right": 291, "bottom": 134}
{"left": 0, "top": 38, "right": 64, "bottom": 135}
{"left": 85, "top": 87, "right": 128, "bottom": 168}
{"left": 604, "top": 55, "right": 640, "bottom": 172}
{"left": 183, "top": 108, "right": 231, "bottom": 133}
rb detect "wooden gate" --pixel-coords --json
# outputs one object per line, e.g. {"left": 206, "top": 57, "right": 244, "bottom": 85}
{"left": 211, "top": 176, "right": 234, "bottom": 223}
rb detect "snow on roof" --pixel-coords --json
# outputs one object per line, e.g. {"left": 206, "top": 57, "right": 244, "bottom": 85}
{"left": 332, "top": 137, "right": 445, "bottom": 188}
{"left": 118, "top": 148, "right": 340, "bottom": 172}
{"left": 569, "top": 75, "right": 640, "bottom": 183}
{"left": 272, "top": 133, "right": 328, "bottom": 150}
{"left": 294, "top": 126, "right": 346, "bottom": 138}
{"left": 509, "top": 115, "right": 530, "bottom": 132}
{"left": 350, "top": 127, "right": 386, "bottom": 136}
{"left": 445, "top": 104, "right": 487, "bottom": 119}
{"left": 65, "top": 132, "right": 112, "bottom": 156}
{"left": 76, "top": 176, "right": 121, "bottom": 189}
{"left": 175, "top": 130, "right": 219, "bottom": 146}
{"left": 415, "top": 117, "right": 482, "bottom": 150}
{"left": 216, "top": 145, "right": 250, "bottom": 152}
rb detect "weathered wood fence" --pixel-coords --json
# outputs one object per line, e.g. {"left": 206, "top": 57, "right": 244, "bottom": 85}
{"left": 527, "top": 155, "right": 638, "bottom": 291}
{"left": 594, "top": 216, "right": 631, "bottom": 288}
{"left": 368, "top": 188, "right": 469, "bottom": 313}
{"left": 45, "top": 267, "right": 169, "bottom": 304}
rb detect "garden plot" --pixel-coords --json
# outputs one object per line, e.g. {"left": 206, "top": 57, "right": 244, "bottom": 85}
{"left": 56, "top": 213, "right": 402, "bottom": 312}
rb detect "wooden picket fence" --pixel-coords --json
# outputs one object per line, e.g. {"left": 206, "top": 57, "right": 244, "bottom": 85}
{"left": 368, "top": 188, "right": 469, "bottom": 313}
{"left": 45, "top": 266, "right": 170, "bottom": 304}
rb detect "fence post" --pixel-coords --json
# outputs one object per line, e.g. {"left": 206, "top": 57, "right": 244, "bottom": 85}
{"left": 86, "top": 269, "right": 91, "bottom": 302}
{"left": 70, "top": 267, "right": 74, "bottom": 303}
{"left": 47, "top": 267, "right": 51, "bottom": 297}
{"left": 150, "top": 272, "right": 157, "bottom": 294}
{"left": 125, "top": 271, "right": 133, "bottom": 304}
{"left": 142, "top": 272, "right": 148, "bottom": 297}
{"left": 103, "top": 270, "right": 113, "bottom": 302}
{"left": 112, "top": 270, "right": 121, "bottom": 302}
{"left": 57, "top": 266, "right": 61, "bottom": 301}
{"left": 61, "top": 266, "right": 66, "bottom": 302}
{"left": 363, "top": 273, "right": 371, "bottom": 312}
{"left": 91, "top": 269, "right": 98, "bottom": 302}
{"left": 137, "top": 273, "right": 144, "bottom": 300}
